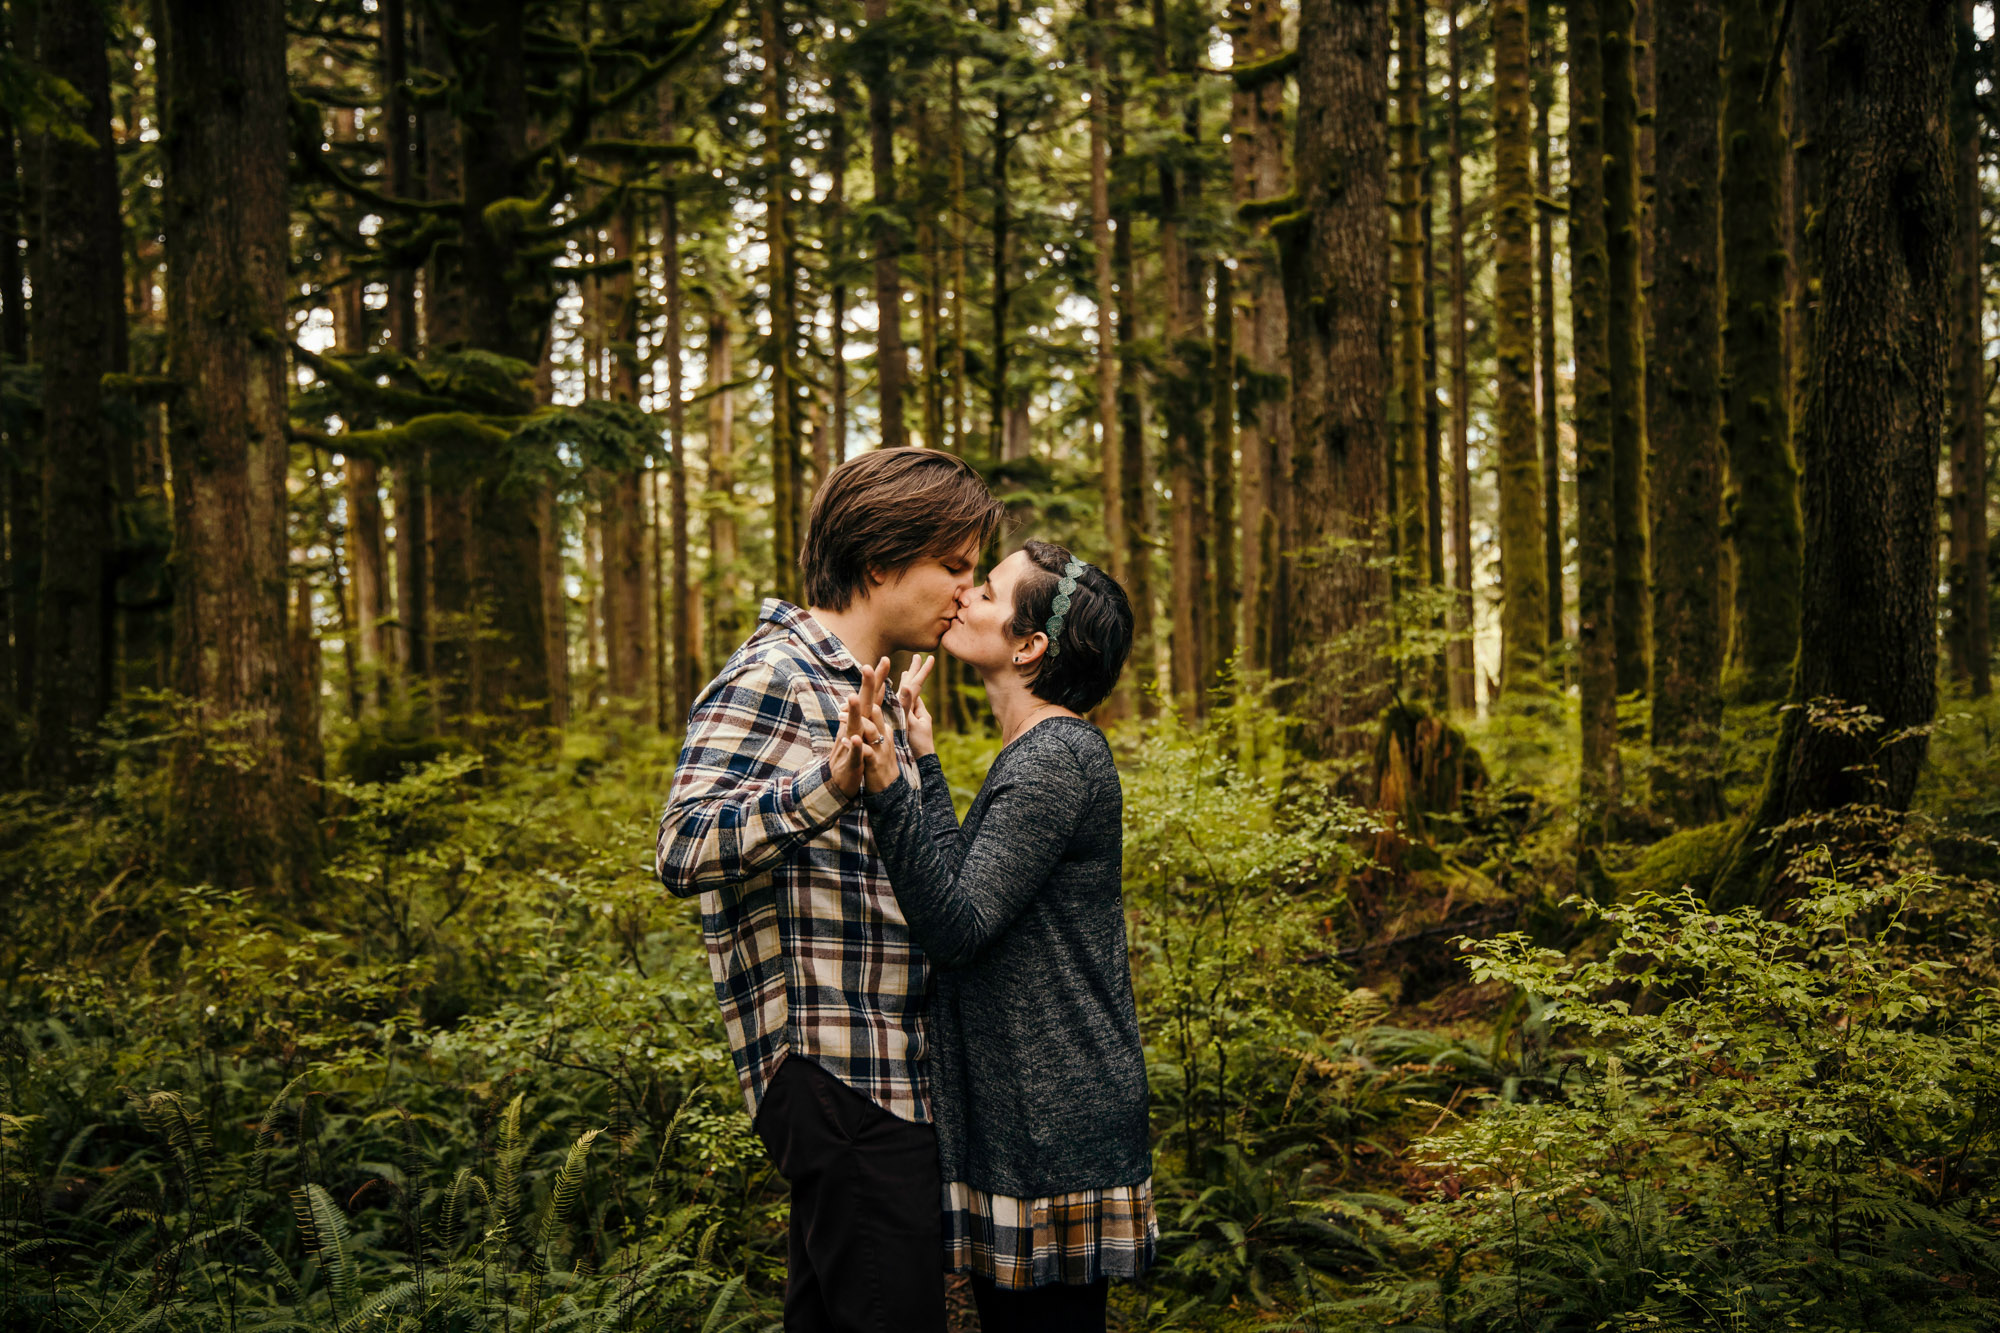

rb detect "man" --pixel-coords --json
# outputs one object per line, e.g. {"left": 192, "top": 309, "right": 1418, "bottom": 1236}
{"left": 657, "top": 447, "right": 1003, "bottom": 1332}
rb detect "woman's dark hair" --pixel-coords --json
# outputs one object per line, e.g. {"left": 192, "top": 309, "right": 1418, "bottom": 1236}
{"left": 1007, "top": 540, "right": 1134, "bottom": 713}
{"left": 802, "top": 448, "right": 1005, "bottom": 611}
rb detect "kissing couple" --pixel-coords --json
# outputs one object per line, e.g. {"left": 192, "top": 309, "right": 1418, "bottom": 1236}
{"left": 657, "top": 447, "right": 1153, "bottom": 1332}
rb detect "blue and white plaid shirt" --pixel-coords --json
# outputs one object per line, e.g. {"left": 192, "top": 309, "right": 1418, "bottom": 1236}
{"left": 657, "top": 599, "right": 930, "bottom": 1122}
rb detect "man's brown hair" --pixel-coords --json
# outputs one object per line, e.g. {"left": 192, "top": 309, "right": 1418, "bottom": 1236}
{"left": 801, "top": 447, "right": 1004, "bottom": 611}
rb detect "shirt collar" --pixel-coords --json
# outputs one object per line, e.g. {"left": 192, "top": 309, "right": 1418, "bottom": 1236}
{"left": 758, "top": 598, "right": 861, "bottom": 677}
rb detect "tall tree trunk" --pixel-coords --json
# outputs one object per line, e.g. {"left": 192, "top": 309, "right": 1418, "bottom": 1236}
{"left": 602, "top": 194, "right": 653, "bottom": 720}
{"left": 1721, "top": 0, "right": 1801, "bottom": 702}
{"left": 706, "top": 293, "right": 746, "bottom": 660}
{"left": 1157, "top": 0, "right": 1209, "bottom": 707}
{"left": 0, "top": 100, "right": 20, "bottom": 782}
{"left": 420, "top": 15, "right": 471, "bottom": 716}
{"left": 1235, "top": 0, "right": 1287, "bottom": 678}
{"left": 828, "top": 82, "right": 850, "bottom": 467}
{"left": 1111, "top": 76, "right": 1158, "bottom": 717}
{"left": 1280, "top": 0, "right": 1391, "bottom": 757}
{"left": 764, "top": 0, "right": 801, "bottom": 600}
{"left": 949, "top": 58, "right": 969, "bottom": 458}
{"left": 455, "top": 0, "right": 552, "bottom": 723}
{"left": 865, "top": 0, "right": 906, "bottom": 449}
{"left": 331, "top": 172, "right": 388, "bottom": 707}
{"left": 1571, "top": 0, "right": 1619, "bottom": 846}
{"left": 1092, "top": 0, "right": 1122, "bottom": 593}
{"left": 1210, "top": 258, "right": 1238, "bottom": 690}
{"left": 991, "top": 0, "right": 1012, "bottom": 459}
{"left": 1447, "top": 0, "right": 1475, "bottom": 713}
{"left": 1947, "top": 0, "right": 1989, "bottom": 697}
{"left": 0, "top": 103, "right": 32, "bottom": 743}
{"left": 29, "top": 0, "right": 120, "bottom": 784}
{"left": 1606, "top": 0, "right": 1651, "bottom": 695}
{"left": 1494, "top": 0, "right": 1547, "bottom": 699}
{"left": 1647, "top": 0, "right": 1725, "bottom": 826}
{"left": 1725, "top": 0, "right": 1952, "bottom": 898}
{"left": 662, "top": 162, "right": 695, "bottom": 725}
{"left": 1535, "top": 5, "right": 1563, "bottom": 648}
{"left": 385, "top": 0, "right": 426, "bottom": 683}
{"left": 1394, "top": 0, "right": 1429, "bottom": 612}
{"left": 161, "top": 0, "right": 315, "bottom": 888}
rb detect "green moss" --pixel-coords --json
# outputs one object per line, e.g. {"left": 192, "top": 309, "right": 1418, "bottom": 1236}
{"left": 1612, "top": 818, "right": 1737, "bottom": 901}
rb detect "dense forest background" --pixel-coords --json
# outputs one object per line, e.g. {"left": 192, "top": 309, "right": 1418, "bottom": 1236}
{"left": 3, "top": 0, "right": 2000, "bottom": 1327}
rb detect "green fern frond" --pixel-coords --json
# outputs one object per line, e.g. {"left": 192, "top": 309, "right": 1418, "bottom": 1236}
{"left": 538, "top": 1127, "right": 602, "bottom": 1250}
{"left": 297, "top": 1182, "right": 359, "bottom": 1316}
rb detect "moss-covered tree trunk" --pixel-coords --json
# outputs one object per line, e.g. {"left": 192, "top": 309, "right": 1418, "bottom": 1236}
{"left": 1446, "top": 0, "right": 1475, "bottom": 713}
{"left": 1210, "top": 258, "right": 1238, "bottom": 692}
{"left": 450, "top": 0, "right": 553, "bottom": 723}
{"left": 161, "top": 0, "right": 316, "bottom": 888}
{"left": 662, "top": 164, "right": 696, "bottom": 726}
{"left": 1534, "top": 3, "right": 1563, "bottom": 650}
{"left": 1238, "top": 0, "right": 1290, "bottom": 680}
{"left": 705, "top": 292, "right": 747, "bottom": 663}
{"left": 1724, "top": 0, "right": 1954, "bottom": 898}
{"left": 1156, "top": 0, "right": 1210, "bottom": 709}
{"left": 1280, "top": 0, "right": 1390, "bottom": 757}
{"left": 1946, "top": 0, "right": 1990, "bottom": 697}
{"left": 1720, "top": 0, "right": 1801, "bottom": 703}
{"left": 1647, "top": 0, "right": 1725, "bottom": 825}
{"left": 1395, "top": 0, "right": 1429, "bottom": 603}
{"left": 764, "top": 0, "right": 801, "bottom": 600}
{"left": 1092, "top": 0, "right": 1121, "bottom": 597}
{"left": 1110, "top": 72, "right": 1159, "bottom": 716}
{"left": 1571, "top": 0, "right": 1618, "bottom": 845}
{"left": 1494, "top": 0, "right": 1547, "bottom": 699}
{"left": 865, "top": 0, "right": 906, "bottom": 449}
{"left": 28, "top": 0, "right": 121, "bottom": 784}
{"left": 1605, "top": 0, "right": 1651, "bottom": 696}
{"left": 2, "top": 102, "right": 32, "bottom": 748}
{"left": 602, "top": 193, "right": 653, "bottom": 722}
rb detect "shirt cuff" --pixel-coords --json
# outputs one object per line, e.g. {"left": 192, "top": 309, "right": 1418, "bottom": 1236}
{"left": 795, "top": 752, "right": 856, "bottom": 830}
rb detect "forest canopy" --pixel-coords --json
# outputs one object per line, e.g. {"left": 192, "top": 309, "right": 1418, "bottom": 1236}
{"left": 2, "top": 0, "right": 1999, "bottom": 1328}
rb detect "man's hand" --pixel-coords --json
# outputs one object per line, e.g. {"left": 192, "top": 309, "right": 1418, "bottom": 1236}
{"left": 829, "top": 657, "right": 891, "bottom": 799}
{"left": 897, "top": 654, "right": 938, "bottom": 758}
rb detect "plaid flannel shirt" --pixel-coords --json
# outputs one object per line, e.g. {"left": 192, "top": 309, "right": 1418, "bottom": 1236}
{"left": 656, "top": 599, "right": 931, "bottom": 1123}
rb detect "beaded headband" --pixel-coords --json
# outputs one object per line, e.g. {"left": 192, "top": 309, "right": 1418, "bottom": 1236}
{"left": 1043, "top": 558, "right": 1087, "bottom": 658}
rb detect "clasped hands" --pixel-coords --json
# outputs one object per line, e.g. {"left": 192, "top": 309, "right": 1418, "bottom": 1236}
{"left": 830, "top": 654, "right": 938, "bottom": 799}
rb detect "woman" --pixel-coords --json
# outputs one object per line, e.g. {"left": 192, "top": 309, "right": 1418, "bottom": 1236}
{"left": 837, "top": 540, "right": 1153, "bottom": 1332}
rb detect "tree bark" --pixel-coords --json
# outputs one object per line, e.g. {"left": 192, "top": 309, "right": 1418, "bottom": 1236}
{"left": 1647, "top": 0, "right": 1725, "bottom": 826}
{"left": 865, "top": 0, "right": 906, "bottom": 449}
{"left": 1606, "top": 0, "right": 1651, "bottom": 696}
{"left": 1280, "top": 0, "right": 1391, "bottom": 758}
{"left": 1725, "top": 0, "right": 1954, "bottom": 896}
{"left": 602, "top": 193, "right": 653, "bottom": 720}
{"left": 991, "top": 0, "right": 1013, "bottom": 460}
{"left": 1494, "top": 0, "right": 1547, "bottom": 699}
{"left": 763, "top": 0, "right": 801, "bottom": 599}
{"left": 1535, "top": 4, "right": 1563, "bottom": 649}
{"left": 1110, "top": 77, "right": 1158, "bottom": 717}
{"left": 161, "top": 0, "right": 315, "bottom": 888}
{"left": 1720, "top": 0, "right": 1801, "bottom": 703}
{"left": 29, "top": 0, "right": 121, "bottom": 784}
{"left": 1395, "top": 0, "right": 1429, "bottom": 604}
{"left": 0, "top": 102, "right": 32, "bottom": 741}
{"left": 1447, "top": 0, "right": 1475, "bottom": 714}
{"left": 1571, "top": 0, "right": 1619, "bottom": 846}
{"left": 706, "top": 292, "right": 748, "bottom": 660}
{"left": 1237, "top": 0, "right": 1289, "bottom": 680}
{"left": 1156, "top": 0, "right": 1209, "bottom": 707}
{"left": 1092, "top": 0, "right": 1121, "bottom": 594}
{"left": 662, "top": 163, "right": 695, "bottom": 725}
{"left": 1947, "top": 0, "right": 1989, "bottom": 696}
{"left": 1210, "top": 258, "right": 1238, "bottom": 691}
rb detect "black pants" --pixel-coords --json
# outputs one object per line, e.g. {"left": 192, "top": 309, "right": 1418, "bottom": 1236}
{"left": 969, "top": 1274, "right": 1109, "bottom": 1333}
{"left": 752, "top": 1055, "right": 946, "bottom": 1333}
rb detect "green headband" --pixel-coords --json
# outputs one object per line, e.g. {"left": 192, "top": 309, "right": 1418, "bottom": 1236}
{"left": 1044, "top": 559, "right": 1087, "bottom": 658}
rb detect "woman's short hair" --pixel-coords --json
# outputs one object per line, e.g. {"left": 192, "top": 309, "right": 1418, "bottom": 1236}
{"left": 802, "top": 448, "right": 1005, "bottom": 611}
{"left": 1006, "top": 540, "right": 1133, "bottom": 713}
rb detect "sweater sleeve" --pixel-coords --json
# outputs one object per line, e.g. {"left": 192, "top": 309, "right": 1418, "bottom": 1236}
{"left": 913, "top": 753, "right": 965, "bottom": 869}
{"left": 863, "top": 736, "right": 1087, "bottom": 969}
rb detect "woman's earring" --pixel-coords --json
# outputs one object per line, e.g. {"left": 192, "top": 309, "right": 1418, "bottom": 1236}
{"left": 1012, "top": 655, "right": 1021, "bottom": 663}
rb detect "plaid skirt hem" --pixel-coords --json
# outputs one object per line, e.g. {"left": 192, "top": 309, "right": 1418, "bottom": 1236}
{"left": 942, "top": 1176, "right": 1158, "bottom": 1290}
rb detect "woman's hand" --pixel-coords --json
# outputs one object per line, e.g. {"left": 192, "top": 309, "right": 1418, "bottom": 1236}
{"left": 897, "top": 654, "right": 938, "bottom": 757}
